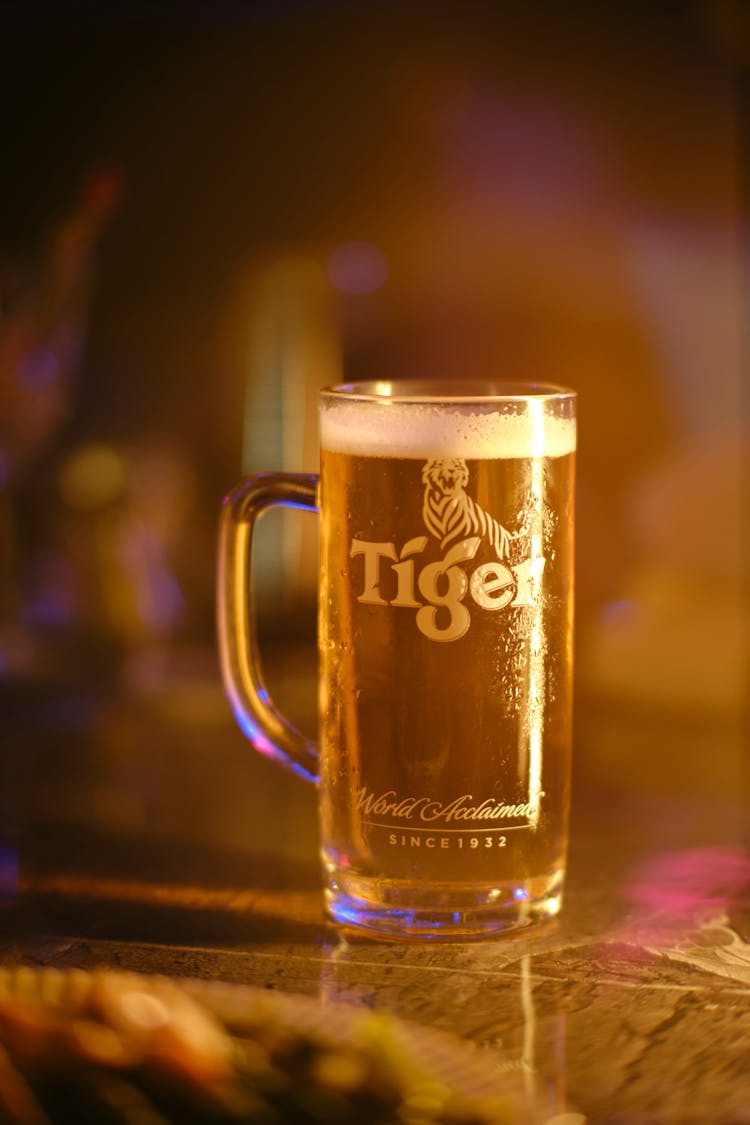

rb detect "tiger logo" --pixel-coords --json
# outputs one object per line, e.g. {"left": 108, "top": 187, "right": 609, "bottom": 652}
{"left": 422, "top": 457, "right": 521, "bottom": 562}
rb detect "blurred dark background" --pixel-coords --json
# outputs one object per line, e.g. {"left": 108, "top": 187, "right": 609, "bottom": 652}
{"left": 0, "top": 0, "right": 747, "bottom": 874}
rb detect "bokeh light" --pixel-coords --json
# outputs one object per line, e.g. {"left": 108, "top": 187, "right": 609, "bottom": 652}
{"left": 58, "top": 442, "right": 126, "bottom": 511}
{"left": 18, "top": 347, "right": 60, "bottom": 391}
{"left": 327, "top": 241, "right": 388, "bottom": 295}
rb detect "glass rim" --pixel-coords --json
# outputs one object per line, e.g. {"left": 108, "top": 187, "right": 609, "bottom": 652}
{"left": 321, "top": 380, "right": 576, "bottom": 405}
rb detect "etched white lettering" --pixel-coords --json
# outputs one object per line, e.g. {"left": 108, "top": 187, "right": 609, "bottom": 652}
{"left": 416, "top": 537, "right": 480, "bottom": 642}
{"left": 511, "top": 556, "right": 546, "bottom": 607}
{"left": 390, "top": 535, "right": 428, "bottom": 607}
{"left": 351, "top": 540, "right": 397, "bottom": 605}
{"left": 470, "top": 561, "right": 515, "bottom": 610}
{"left": 358, "top": 787, "right": 540, "bottom": 826}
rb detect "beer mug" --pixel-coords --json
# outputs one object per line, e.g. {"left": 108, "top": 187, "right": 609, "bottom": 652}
{"left": 218, "top": 382, "right": 576, "bottom": 940}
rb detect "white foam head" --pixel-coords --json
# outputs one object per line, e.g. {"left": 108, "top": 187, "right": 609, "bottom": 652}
{"left": 320, "top": 392, "right": 576, "bottom": 459}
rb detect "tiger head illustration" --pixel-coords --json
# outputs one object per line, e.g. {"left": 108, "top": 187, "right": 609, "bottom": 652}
{"left": 422, "top": 458, "right": 469, "bottom": 496}
{"left": 422, "top": 455, "right": 521, "bottom": 562}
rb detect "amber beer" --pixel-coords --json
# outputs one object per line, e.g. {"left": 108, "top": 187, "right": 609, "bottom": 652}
{"left": 318, "top": 389, "right": 576, "bottom": 936}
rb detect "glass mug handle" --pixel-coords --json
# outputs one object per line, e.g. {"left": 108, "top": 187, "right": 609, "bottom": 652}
{"left": 217, "top": 472, "right": 319, "bottom": 783}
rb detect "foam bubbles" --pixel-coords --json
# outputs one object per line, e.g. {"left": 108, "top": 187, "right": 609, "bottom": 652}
{"left": 321, "top": 398, "right": 576, "bottom": 459}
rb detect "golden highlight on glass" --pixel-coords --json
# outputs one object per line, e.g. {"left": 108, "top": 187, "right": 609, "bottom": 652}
{"left": 218, "top": 382, "right": 576, "bottom": 939}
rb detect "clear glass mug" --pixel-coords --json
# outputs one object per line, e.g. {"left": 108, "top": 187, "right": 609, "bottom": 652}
{"left": 218, "top": 381, "right": 576, "bottom": 940}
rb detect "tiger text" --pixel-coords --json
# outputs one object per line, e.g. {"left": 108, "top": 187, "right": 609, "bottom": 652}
{"left": 350, "top": 536, "right": 545, "bottom": 642}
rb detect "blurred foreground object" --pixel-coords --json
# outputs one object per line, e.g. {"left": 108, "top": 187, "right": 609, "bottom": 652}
{"left": 0, "top": 967, "right": 538, "bottom": 1124}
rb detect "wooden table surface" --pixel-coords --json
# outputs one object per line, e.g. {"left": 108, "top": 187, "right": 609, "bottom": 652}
{"left": 1, "top": 643, "right": 748, "bottom": 1124}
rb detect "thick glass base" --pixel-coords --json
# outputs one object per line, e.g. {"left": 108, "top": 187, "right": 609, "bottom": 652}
{"left": 324, "top": 865, "right": 564, "bottom": 941}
